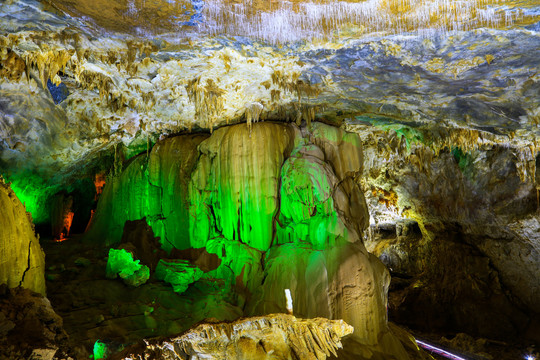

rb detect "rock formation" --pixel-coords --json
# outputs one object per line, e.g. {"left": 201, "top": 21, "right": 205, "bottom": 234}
{"left": 0, "top": 0, "right": 539, "bottom": 358}
{"left": 83, "top": 121, "right": 422, "bottom": 359}
{"left": 0, "top": 285, "right": 68, "bottom": 360}
{"left": 113, "top": 314, "right": 353, "bottom": 360}
{"left": 359, "top": 124, "right": 539, "bottom": 340}
{"left": 0, "top": 181, "right": 45, "bottom": 295}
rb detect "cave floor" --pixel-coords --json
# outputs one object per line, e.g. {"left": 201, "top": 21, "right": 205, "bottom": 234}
{"left": 42, "top": 235, "right": 242, "bottom": 358}
{"left": 42, "top": 234, "right": 535, "bottom": 360}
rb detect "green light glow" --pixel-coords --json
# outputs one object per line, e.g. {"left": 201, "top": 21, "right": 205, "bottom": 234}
{"left": 92, "top": 340, "right": 108, "bottom": 360}
{"left": 358, "top": 116, "right": 424, "bottom": 149}
{"left": 452, "top": 147, "right": 473, "bottom": 172}
{"left": 106, "top": 248, "right": 150, "bottom": 287}
{"left": 276, "top": 146, "right": 348, "bottom": 250}
{"left": 5, "top": 172, "right": 54, "bottom": 224}
{"left": 155, "top": 259, "right": 203, "bottom": 293}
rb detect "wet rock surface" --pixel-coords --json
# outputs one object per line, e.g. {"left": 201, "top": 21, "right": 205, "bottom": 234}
{"left": 33, "top": 122, "right": 428, "bottom": 359}
{"left": 0, "top": 0, "right": 539, "bottom": 359}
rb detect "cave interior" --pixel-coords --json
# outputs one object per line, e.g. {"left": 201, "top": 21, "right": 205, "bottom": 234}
{"left": 0, "top": 0, "right": 539, "bottom": 359}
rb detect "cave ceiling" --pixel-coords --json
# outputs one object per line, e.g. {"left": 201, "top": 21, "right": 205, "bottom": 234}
{"left": 0, "top": 0, "right": 539, "bottom": 182}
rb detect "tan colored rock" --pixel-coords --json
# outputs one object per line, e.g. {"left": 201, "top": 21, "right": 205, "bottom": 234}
{"left": 0, "top": 182, "right": 45, "bottom": 295}
{"left": 113, "top": 314, "right": 353, "bottom": 360}
{"left": 247, "top": 242, "right": 411, "bottom": 359}
{"left": 311, "top": 123, "right": 370, "bottom": 236}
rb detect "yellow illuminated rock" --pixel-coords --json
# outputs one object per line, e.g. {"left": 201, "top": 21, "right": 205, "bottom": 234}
{"left": 0, "top": 181, "right": 45, "bottom": 295}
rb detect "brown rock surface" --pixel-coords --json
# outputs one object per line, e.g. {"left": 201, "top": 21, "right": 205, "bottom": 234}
{"left": 0, "top": 285, "right": 67, "bottom": 360}
{"left": 247, "top": 242, "right": 412, "bottom": 359}
{"left": 360, "top": 126, "right": 539, "bottom": 340}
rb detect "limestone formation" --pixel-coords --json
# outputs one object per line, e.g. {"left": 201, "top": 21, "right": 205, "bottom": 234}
{"left": 86, "top": 134, "right": 206, "bottom": 250}
{"left": 113, "top": 314, "right": 353, "bottom": 360}
{"left": 1, "top": 0, "right": 539, "bottom": 359}
{"left": 189, "top": 122, "right": 297, "bottom": 251}
{"left": 148, "top": 134, "right": 209, "bottom": 251}
{"left": 247, "top": 242, "right": 411, "bottom": 359}
{"left": 360, "top": 125, "right": 539, "bottom": 339}
{"left": 0, "top": 182, "right": 45, "bottom": 295}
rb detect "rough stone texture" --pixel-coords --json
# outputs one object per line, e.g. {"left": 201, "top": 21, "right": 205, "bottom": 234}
{"left": 148, "top": 134, "right": 209, "bottom": 250}
{"left": 120, "top": 218, "right": 166, "bottom": 271}
{"left": 112, "top": 314, "right": 353, "bottom": 360}
{"left": 86, "top": 134, "right": 206, "bottom": 250}
{"left": 276, "top": 144, "right": 350, "bottom": 249}
{"left": 0, "top": 181, "right": 46, "bottom": 295}
{"left": 50, "top": 192, "right": 73, "bottom": 240}
{"left": 360, "top": 126, "right": 539, "bottom": 340}
{"left": 86, "top": 154, "right": 156, "bottom": 246}
{"left": 0, "top": 1, "right": 538, "bottom": 185}
{"left": 79, "top": 121, "right": 426, "bottom": 358}
{"left": 0, "top": 285, "right": 68, "bottom": 360}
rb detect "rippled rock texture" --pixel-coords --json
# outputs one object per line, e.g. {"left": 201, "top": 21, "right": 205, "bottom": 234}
{"left": 82, "top": 121, "right": 424, "bottom": 358}
{"left": 113, "top": 314, "right": 353, "bottom": 360}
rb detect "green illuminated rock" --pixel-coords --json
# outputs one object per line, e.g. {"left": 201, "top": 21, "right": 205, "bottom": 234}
{"left": 93, "top": 340, "right": 108, "bottom": 360}
{"left": 148, "top": 134, "right": 208, "bottom": 251}
{"left": 6, "top": 172, "right": 54, "bottom": 225}
{"left": 86, "top": 135, "right": 206, "bottom": 251}
{"left": 204, "top": 236, "right": 264, "bottom": 300}
{"left": 87, "top": 155, "right": 156, "bottom": 246}
{"left": 155, "top": 259, "right": 203, "bottom": 293}
{"left": 310, "top": 122, "right": 369, "bottom": 237}
{"left": 106, "top": 248, "right": 150, "bottom": 287}
{"left": 189, "top": 122, "right": 296, "bottom": 251}
{"left": 276, "top": 144, "right": 348, "bottom": 249}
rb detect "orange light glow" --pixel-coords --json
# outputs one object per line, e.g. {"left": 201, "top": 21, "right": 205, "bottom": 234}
{"left": 94, "top": 173, "right": 106, "bottom": 200}
{"left": 56, "top": 211, "right": 74, "bottom": 242}
{"left": 85, "top": 209, "right": 95, "bottom": 233}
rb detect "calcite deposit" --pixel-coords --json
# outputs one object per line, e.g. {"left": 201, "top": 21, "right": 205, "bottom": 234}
{"left": 114, "top": 314, "right": 353, "bottom": 360}
{"left": 79, "top": 121, "right": 424, "bottom": 358}
{"left": 358, "top": 123, "right": 539, "bottom": 340}
{"left": 0, "top": 0, "right": 539, "bottom": 358}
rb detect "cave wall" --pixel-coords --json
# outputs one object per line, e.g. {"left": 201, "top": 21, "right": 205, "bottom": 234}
{"left": 0, "top": 181, "right": 45, "bottom": 295}
{"left": 361, "top": 128, "right": 539, "bottom": 339}
{"left": 85, "top": 121, "right": 418, "bottom": 359}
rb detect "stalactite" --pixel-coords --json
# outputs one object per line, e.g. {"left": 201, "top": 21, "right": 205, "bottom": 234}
{"left": 245, "top": 102, "right": 263, "bottom": 131}
{"left": 186, "top": 76, "right": 225, "bottom": 132}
